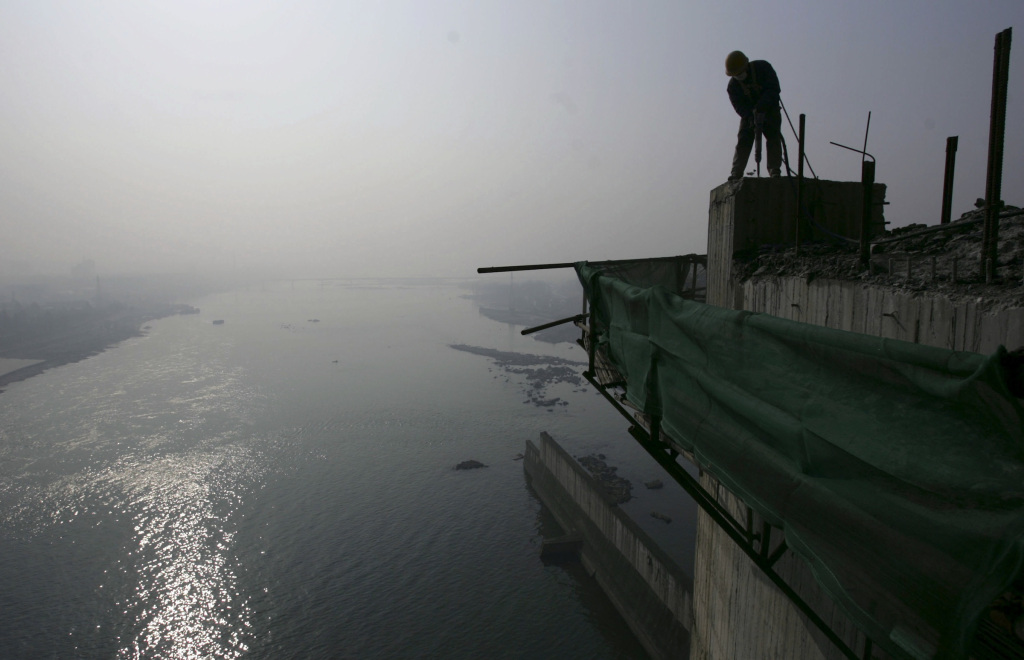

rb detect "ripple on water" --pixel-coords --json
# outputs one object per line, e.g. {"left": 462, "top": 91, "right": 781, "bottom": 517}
{"left": 0, "top": 330, "right": 270, "bottom": 659}
{"left": 105, "top": 446, "right": 264, "bottom": 659}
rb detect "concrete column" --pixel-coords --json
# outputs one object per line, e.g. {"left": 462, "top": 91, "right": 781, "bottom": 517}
{"left": 707, "top": 178, "right": 886, "bottom": 309}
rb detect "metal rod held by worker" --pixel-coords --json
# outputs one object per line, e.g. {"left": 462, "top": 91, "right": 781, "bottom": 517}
{"left": 982, "top": 27, "right": 1012, "bottom": 283}
{"left": 754, "top": 114, "right": 763, "bottom": 177}
{"left": 521, "top": 313, "right": 589, "bottom": 336}
{"left": 940, "top": 136, "right": 958, "bottom": 225}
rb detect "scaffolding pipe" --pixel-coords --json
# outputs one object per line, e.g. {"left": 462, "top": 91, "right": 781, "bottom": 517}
{"left": 478, "top": 254, "right": 701, "bottom": 274}
{"left": 520, "top": 313, "right": 588, "bottom": 336}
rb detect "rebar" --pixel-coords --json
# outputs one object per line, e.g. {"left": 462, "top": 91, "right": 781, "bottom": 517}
{"left": 981, "top": 27, "right": 1012, "bottom": 282}
{"left": 780, "top": 98, "right": 817, "bottom": 179}
{"left": 861, "top": 111, "right": 872, "bottom": 163}
{"left": 797, "top": 114, "right": 805, "bottom": 255}
{"left": 861, "top": 160, "right": 876, "bottom": 268}
{"left": 941, "top": 136, "right": 958, "bottom": 225}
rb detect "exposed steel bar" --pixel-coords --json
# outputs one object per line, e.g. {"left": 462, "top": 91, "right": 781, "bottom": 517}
{"left": 830, "top": 141, "right": 875, "bottom": 162}
{"left": 797, "top": 114, "right": 805, "bottom": 255}
{"left": 982, "top": 27, "right": 1012, "bottom": 283}
{"left": 780, "top": 98, "right": 818, "bottom": 179}
{"left": 861, "top": 111, "right": 872, "bottom": 164}
{"left": 940, "top": 136, "right": 959, "bottom": 225}
{"left": 861, "top": 160, "right": 876, "bottom": 268}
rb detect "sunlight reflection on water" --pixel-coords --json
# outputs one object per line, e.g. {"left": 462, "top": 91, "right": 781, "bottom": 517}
{"left": 0, "top": 324, "right": 268, "bottom": 659}
{"left": 111, "top": 447, "right": 261, "bottom": 659}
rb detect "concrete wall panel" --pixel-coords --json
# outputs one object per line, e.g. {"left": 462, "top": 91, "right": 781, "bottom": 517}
{"left": 738, "top": 277, "right": 1023, "bottom": 353}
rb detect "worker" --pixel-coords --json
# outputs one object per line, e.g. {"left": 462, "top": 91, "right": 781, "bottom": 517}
{"left": 725, "top": 51, "right": 782, "bottom": 181}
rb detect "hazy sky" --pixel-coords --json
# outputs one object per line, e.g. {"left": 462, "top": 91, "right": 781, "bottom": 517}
{"left": 0, "top": 1, "right": 1020, "bottom": 279}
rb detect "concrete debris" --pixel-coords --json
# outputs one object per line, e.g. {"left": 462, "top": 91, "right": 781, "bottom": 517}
{"left": 577, "top": 454, "right": 633, "bottom": 504}
{"left": 734, "top": 205, "right": 1024, "bottom": 314}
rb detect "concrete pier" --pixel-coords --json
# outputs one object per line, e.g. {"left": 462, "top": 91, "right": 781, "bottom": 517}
{"left": 708, "top": 177, "right": 886, "bottom": 308}
{"left": 524, "top": 431, "right": 692, "bottom": 660}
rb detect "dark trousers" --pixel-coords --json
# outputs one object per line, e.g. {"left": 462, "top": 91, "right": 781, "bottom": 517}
{"left": 731, "top": 109, "right": 782, "bottom": 178}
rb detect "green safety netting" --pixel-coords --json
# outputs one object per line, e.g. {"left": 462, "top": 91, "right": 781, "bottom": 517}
{"left": 576, "top": 260, "right": 1024, "bottom": 660}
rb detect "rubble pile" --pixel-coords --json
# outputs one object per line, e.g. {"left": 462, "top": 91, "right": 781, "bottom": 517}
{"left": 735, "top": 206, "right": 1024, "bottom": 313}
{"left": 577, "top": 453, "right": 633, "bottom": 504}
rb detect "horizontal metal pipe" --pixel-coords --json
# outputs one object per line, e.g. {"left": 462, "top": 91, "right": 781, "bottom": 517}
{"left": 477, "top": 254, "right": 705, "bottom": 274}
{"left": 478, "top": 262, "right": 576, "bottom": 273}
{"left": 521, "top": 313, "right": 588, "bottom": 336}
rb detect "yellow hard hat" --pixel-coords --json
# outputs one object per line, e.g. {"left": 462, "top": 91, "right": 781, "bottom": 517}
{"left": 725, "top": 51, "right": 749, "bottom": 77}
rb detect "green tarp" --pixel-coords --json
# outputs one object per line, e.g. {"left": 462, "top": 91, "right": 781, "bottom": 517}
{"left": 577, "top": 261, "right": 1024, "bottom": 660}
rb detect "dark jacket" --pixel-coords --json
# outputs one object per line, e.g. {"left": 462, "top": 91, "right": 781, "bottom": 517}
{"left": 727, "top": 60, "right": 780, "bottom": 119}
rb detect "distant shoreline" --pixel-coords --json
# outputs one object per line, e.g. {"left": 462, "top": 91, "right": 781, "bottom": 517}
{"left": 0, "top": 360, "right": 52, "bottom": 392}
{"left": 0, "top": 303, "right": 197, "bottom": 394}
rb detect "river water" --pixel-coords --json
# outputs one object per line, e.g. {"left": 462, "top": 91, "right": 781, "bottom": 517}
{"left": 0, "top": 279, "right": 695, "bottom": 659}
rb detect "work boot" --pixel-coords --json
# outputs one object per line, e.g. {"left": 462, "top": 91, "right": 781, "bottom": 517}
{"left": 728, "top": 173, "right": 743, "bottom": 182}
{"left": 769, "top": 169, "right": 780, "bottom": 178}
